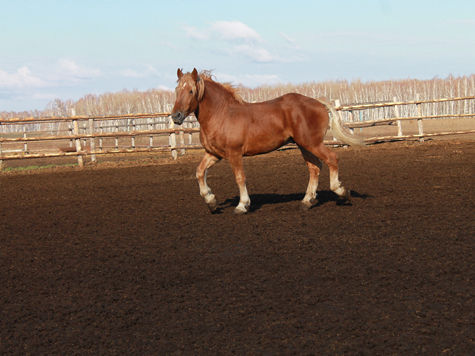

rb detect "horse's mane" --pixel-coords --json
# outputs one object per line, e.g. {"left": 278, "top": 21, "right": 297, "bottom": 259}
{"left": 200, "top": 71, "right": 245, "bottom": 104}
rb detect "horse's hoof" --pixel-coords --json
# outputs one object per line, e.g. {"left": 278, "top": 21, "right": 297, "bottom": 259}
{"left": 234, "top": 206, "right": 248, "bottom": 215}
{"left": 336, "top": 189, "right": 352, "bottom": 205}
{"left": 204, "top": 194, "right": 217, "bottom": 212}
{"left": 343, "top": 189, "right": 351, "bottom": 201}
{"left": 301, "top": 199, "right": 316, "bottom": 210}
{"left": 207, "top": 202, "right": 218, "bottom": 213}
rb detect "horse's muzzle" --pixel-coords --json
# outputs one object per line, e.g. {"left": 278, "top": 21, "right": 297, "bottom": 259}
{"left": 171, "top": 111, "right": 186, "bottom": 125}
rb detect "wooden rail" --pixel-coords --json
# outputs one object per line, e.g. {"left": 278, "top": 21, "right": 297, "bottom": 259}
{"left": 334, "top": 96, "right": 475, "bottom": 144}
{"left": 0, "top": 112, "right": 170, "bottom": 124}
{"left": 0, "top": 128, "right": 200, "bottom": 143}
{"left": 1, "top": 96, "right": 474, "bottom": 170}
{"left": 0, "top": 113, "right": 199, "bottom": 169}
{"left": 344, "top": 113, "right": 475, "bottom": 129}
{"left": 335, "top": 96, "right": 475, "bottom": 111}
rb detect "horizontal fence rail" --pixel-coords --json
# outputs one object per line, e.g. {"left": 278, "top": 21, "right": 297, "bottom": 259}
{"left": 0, "top": 112, "right": 201, "bottom": 168}
{"left": 334, "top": 96, "right": 475, "bottom": 144}
{"left": 1, "top": 96, "right": 474, "bottom": 170}
{"left": 336, "top": 96, "right": 475, "bottom": 111}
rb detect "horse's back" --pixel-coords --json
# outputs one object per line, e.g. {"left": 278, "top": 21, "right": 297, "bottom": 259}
{"left": 265, "top": 92, "right": 329, "bottom": 128}
{"left": 237, "top": 93, "right": 329, "bottom": 154}
{"left": 203, "top": 91, "right": 330, "bottom": 157}
{"left": 231, "top": 92, "right": 329, "bottom": 136}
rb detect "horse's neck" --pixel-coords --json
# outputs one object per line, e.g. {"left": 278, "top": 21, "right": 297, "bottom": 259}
{"left": 196, "top": 81, "right": 238, "bottom": 124}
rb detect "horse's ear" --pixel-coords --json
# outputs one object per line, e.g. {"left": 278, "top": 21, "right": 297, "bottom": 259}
{"left": 177, "top": 68, "right": 183, "bottom": 79}
{"left": 191, "top": 68, "right": 199, "bottom": 82}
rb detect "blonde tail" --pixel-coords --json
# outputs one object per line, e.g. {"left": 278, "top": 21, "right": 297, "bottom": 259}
{"left": 318, "top": 98, "right": 365, "bottom": 147}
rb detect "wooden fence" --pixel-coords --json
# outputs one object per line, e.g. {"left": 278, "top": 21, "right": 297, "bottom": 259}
{"left": 0, "top": 112, "right": 201, "bottom": 169}
{"left": 1, "top": 96, "right": 474, "bottom": 170}
{"left": 335, "top": 96, "right": 475, "bottom": 143}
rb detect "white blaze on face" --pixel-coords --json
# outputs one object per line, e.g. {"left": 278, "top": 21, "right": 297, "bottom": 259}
{"left": 179, "top": 81, "right": 196, "bottom": 96}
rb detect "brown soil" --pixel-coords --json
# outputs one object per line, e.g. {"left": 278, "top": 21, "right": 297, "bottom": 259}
{"left": 1, "top": 140, "right": 474, "bottom": 354}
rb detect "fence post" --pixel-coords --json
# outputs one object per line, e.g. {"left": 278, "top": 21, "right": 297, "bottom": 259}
{"left": 394, "top": 96, "right": 403, "bottom": 137}
{"left": 348, "top": 110, "right": 354, "bottom": 135}
{"left": 88, "top": 118, "right": 96, "bottom": 163}
{"left": 149, "top": 118, "right": 154, "bottom": 148}
{"left": 168, "top": 117, "right": 177, "bottom": 160}
{"left": 333, "top": 100, "right": 340, "bottom": 143}
{"left": 179, "top": 124, "right": 185, "bottom": 156}
{"left": 69, "top": 110, "right": 75, "bottom": 148}
{"left": 415, "top": 94, "right": 424, "bottom": 142}
{"left": 114, "top": 121, "right": 119, "bottom": 150}
{"left": 130, "top": 119, "right": 136, "bottom": 149}
{"left": 0, "top": 139, "right": 3, "bottom": 171}
{"left": 99, "top": 121, "right": 103, "bottom": 151}
{"left": 23, "top": 125, "right": 28, "bottom": 153}
{"left": 187, "top": 121, "right": 193, "bottom": 145}
{"left": 72, "top": 118, "right": 84, "bottom": 168}
{"left": 81, "top": 122, "right": 87, "bottom": 149}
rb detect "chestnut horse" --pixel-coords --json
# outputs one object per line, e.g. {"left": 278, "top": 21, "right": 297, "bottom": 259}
{"left": 171, "top": 68, "right": 363, "bottom": 214}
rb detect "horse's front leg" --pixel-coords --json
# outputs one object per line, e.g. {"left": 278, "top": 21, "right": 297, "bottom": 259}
{"left": 229, "top": 154, "right": 250, "bottom": 214}
{"left": 196, "top": 152, "right": 220, "bottom": 212}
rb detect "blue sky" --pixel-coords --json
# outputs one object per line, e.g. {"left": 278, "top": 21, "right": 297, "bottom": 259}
{"left": 1, "top": 0, "right": 474, "bottom": 111}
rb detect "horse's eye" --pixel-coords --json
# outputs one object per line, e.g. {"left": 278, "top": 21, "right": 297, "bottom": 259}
{"left": 189, "top": 90, "right": 193, "bottom": 94}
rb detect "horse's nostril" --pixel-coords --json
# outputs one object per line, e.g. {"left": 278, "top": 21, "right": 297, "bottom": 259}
{"left": 172, "top": 112, "right": 184, "bottom": 124}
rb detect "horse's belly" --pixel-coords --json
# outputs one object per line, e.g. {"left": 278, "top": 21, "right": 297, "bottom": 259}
{"left": 200, "top": 125, "right": 289, "bottom": 158}
{"left": 243, "top": 135, "right": 290, "bottom": 156}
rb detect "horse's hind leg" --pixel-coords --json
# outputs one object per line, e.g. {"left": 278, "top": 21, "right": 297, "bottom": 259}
{"left": 196, "top": 152, "right": 221, "bottom": 212}
{"left": 300, "top": 147, "right": 322, "bottom": 209}
{"left": 228, "top": 154, "right": 250, "bottom": 214}
{"left": 307, "top": 143, "right": 350, "bottom": 202}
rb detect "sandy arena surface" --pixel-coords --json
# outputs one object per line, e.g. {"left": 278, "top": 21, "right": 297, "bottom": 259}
{"left": 1, "top": 140, "right": 474, "bottom": 354}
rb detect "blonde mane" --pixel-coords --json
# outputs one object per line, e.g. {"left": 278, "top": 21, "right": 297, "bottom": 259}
{"left": 200, "top": 71, "right": 245, "bottom": 104}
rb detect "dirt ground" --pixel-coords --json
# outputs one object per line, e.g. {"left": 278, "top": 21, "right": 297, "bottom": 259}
{"left": 1, "top": 140, "right": 474, "bottom": 354}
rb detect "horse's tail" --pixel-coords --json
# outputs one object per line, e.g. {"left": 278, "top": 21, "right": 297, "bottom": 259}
{"left": 317, "top": 98, "right": 365, "bottom": 147}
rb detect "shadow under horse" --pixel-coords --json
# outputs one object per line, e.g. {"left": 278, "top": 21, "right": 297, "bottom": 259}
{"left": 171, "top": 68, "right": 364, "bottom": 214}
{"left": 219, "top": 190, "right": 371, "bottom": 213}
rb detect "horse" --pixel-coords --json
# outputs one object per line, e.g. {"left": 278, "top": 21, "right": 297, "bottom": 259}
{"left": 171, "top": 68, "right": 363, "bottom": 214}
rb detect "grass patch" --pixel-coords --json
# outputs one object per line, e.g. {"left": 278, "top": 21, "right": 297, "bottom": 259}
{"left": 2, "top": 163, "right": 78, "bottom": 172}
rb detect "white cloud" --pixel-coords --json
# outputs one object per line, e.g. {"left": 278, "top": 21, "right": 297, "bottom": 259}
{"left": 32, "top": 92, "right": 58, "bottom": 100}
{"left": 216, "top": 72, "right": 281, "bottom": 87}
{"left": 0, "top": 59, "right": 106, "bottom": 110}
{"left": 182, "top": 21, "right": 306, "bottom": 64}
{"left": 184, "top": 21, "right": 261, "bottom": 42}
{"left": 183, "top": 26, "right": 209, "bottom": 40}
{"left": 280, "top": 32, "right": 301, "bottom": 49}
{"left": 233, "top": 44, "right": 275, "bottom": 63}
{"left": 211, "top": 21, "right": 261, "bottom": 42}
{"left": 120, "top": 68, "right": 143, "bottom": 78}
{"left": 58, "top": 59, "right": 101, "bottom": 80}
{"left": 120, "top": 65, "right": 159, "bottom": 78}
{"left": 183, "top": 21, "right": 278, "bottom": 63}
{"left": 157, "top": 84, "right": 173, "bottom": 92}
{"left": 0, "top": 66, "right": 47, "bottom": 88}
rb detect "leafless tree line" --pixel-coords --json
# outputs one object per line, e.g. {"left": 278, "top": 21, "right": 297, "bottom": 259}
{"left": 1, "top": 74, "right": 474, "bottom": 122}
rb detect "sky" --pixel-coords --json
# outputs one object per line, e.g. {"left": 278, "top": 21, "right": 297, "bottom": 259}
{"left": 1, "top": 0, "right": 474, "bottom": 111}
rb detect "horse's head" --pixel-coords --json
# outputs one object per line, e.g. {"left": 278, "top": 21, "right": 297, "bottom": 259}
{"left": 171, "top": 68, "right": 204, "bottom": 125}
